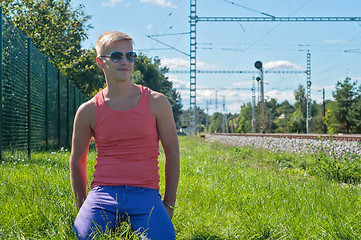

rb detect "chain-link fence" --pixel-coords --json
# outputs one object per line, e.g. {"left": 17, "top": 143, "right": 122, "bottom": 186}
{"left": 0, "top": 9, "right": 87, "bottom": 161}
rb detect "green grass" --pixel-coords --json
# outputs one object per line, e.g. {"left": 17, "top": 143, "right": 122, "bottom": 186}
{"left": 1, "top": 137, "right": 361, "bottom": 239}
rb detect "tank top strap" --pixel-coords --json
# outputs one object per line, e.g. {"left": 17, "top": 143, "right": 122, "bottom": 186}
{"left": 138, "top": 85, "right": 151, "bottom": 112}
{"left": 95, "top": 89, "right": 104, "bottom": 107}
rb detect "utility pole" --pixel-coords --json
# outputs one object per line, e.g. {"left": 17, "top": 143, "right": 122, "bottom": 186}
{"left": 306, "top": 50, "right": 312, "bottom": 133}
{"left": 189, "top": 0, "right": 197, "bottom": 135}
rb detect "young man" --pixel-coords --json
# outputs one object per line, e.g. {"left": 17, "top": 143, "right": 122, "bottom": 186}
{"left": 70, "top": 31, "right": 180, "bottom": 239}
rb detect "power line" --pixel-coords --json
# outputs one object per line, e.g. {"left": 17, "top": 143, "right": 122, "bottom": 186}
{"left": 146, "top": 35, "right": 190, "bottom": 57}
{"left": 221, "top": 0, "right": 276, "bottom": 18}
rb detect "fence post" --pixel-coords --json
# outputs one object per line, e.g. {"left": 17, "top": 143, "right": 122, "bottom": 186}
{"left": 66, "top": 78, "right": 69, "bottom": 147}
{"left": 0, "top": 7, "right": 3, "bottom": 161}
{"left": 74, "top": 85, "right": 76, "bottom": 117}
{"left": 57, "top": 69, "right": 60, "bottom": 149}
{"left": 27, "top": 37, "right": 31, "bottom": 159}
{"left": 45, "top": 56, "right": 49, "bottom": 151}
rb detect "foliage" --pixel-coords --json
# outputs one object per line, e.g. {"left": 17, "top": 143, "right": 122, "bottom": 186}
{"left": 236, "top": 103, "right": 252, "bottom": 133}
{"left": 208, "top": 112, "right": 223, "bottom": 133}
{"left": 2, "top": 0, "right": 92, "bottom": 70}
{"left": 332, "top": 77, "right": 357, "bottom": 134}
{"left": 349, "top": 85, "right": 361, "bottom": 133}
{"left": 274, "top": 100, "right": 294, "bottom": 133}
{"left": 65, "top": 48, "right": 106, "bottom": 98}
{"left": 309, "top": 149, "right": 361, "bottom": 184}
{"left": 288, "top": 85, "right": 307, "bottom": 133}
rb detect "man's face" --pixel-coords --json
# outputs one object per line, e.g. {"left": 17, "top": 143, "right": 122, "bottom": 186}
{"left": 97, "top": 40, "right": 134, "bottom": 83}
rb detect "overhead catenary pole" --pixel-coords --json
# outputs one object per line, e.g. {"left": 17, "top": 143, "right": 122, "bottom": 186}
{"left": 306, "top": 51, "right": 311, "bottom": 133}
{"left": 189, "top": 0, "right": 197, "bottom": 135}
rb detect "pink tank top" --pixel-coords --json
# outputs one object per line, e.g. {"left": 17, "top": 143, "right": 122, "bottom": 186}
{"left": 91, "top": 85, "right": 160, "bottom": 189}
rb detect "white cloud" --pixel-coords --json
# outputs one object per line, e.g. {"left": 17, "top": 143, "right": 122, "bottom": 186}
{"left": 264, "top": 60, "right": 301, "bottom": 70}
{"left": 101, "top": 0, "right": 124, "bottom": 7}
{"left": 146, "top": 25, "right": 153, "bottom": 30}
{"left": 161, "top": 58, "right": 189, "bottom": 69}
{"left": 265, "top": 89, "right": 295, "bottom": 103}
{"left": 140, "top": 0, "right": 176, "bottom": 8}
{"left": 167, "top": 74, "right": 188, "bottom": 89}
{"left": 160, "top": 57, "right": 217, "bottom": 70}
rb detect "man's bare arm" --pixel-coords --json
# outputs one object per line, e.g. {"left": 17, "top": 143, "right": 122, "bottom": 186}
{"left": 151, "top": 92, "right": 180, "bottom": 219}
{"left": 70, "top": 102, "right": 95, "bottom": 209}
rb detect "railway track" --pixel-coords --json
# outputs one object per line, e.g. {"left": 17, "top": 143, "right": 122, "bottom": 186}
{"left": 209, "top": 133, "right": 361, "bottom": 142}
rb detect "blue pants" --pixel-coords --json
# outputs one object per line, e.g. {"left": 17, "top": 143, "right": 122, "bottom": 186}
{"left": 73, "top": 185, "right": 175, "bottom": 240}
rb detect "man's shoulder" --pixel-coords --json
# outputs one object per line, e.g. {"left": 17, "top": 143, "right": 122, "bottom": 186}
{"left": 149, "top": 89, "right": 167, "bottom": 102}
{"left": 77, "top": 97, "right": 97, "bottom": 117}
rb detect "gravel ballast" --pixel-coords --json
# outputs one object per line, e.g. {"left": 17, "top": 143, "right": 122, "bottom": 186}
{"left": 206, "top": 134, "right": 361, "bottom": 156}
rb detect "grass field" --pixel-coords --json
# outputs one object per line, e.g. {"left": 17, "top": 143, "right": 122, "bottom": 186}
{"left": 1, "top": 137, "right": 361, "bottom": 239}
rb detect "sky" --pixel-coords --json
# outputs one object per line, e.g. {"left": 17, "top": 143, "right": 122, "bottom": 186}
{"left": 71, "top": 0, "right": 361, "bottom": 115}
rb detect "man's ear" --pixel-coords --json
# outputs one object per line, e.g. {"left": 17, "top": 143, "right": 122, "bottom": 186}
{"left": 96, "top": 57, "right": 103, "bottom": 68}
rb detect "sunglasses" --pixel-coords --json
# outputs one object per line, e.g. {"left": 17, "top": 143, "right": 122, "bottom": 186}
{"left": 99, "top": 51, "right": 137, "bottom": 63}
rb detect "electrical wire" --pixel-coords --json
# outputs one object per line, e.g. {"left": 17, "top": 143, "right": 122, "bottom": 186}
{"left": 221, "top": 0, "right": 275, "bottom": 18}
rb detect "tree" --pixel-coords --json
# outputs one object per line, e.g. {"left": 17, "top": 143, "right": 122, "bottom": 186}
{"left": 209, "top": 112, "right": 223, "bottom": 133}
{"left": 274, "top": 100, "right": 294, "bottom": 133}
{"left": 332, "top": 77, "right": 357, "bottom": 134}
{"left": 65, "top": 48, "right": 105, "bottom": 98}
{"left": 349, "top": 85, "right": 361, "bottom": 133}
{"left": 310, "top": 100, "right": 325, "bottom": 133}
{"left": 323, "top": 101, "right": 339, "bottom": 134}
{"left": 2, "top": 0, "right": 92, "bottom": 69}
{"left": 265, "top": 98, "right": 279, "bottom": 133}
{"left": 236, "top": 103, "right": 252, "bottom": 133}
{"left": 289, "top": 85, "right": 307, "bottom": 133}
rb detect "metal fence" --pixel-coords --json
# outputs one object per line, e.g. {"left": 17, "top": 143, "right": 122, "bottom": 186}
{"left": 0, "top": 9, "right": 87, "bottom": 160}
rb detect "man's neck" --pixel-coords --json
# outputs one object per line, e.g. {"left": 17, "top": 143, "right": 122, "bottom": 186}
{"left": 104, "top": 80, "right": 137, "bottom": 99}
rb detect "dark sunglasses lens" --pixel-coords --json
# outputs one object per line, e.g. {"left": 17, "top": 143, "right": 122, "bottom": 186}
{"left": 126, "top": 52, "right": 137, "bottom": 62}
{"left": 110, "top": 52, "right": 123, "bottom": 62}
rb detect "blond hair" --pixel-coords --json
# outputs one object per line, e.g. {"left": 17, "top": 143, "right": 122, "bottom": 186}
{"left": 95, "top": 31, "right": 133, "bottom": 56}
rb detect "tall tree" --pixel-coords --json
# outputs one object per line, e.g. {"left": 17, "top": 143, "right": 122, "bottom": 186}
{"left": 2, "top": 0, "right": 92, "bottom": 69}
{"left": 274, "top": 100, "right": 294, "bottom": 133}
{"left": 209, "top": 112, "right": 223, "bottom": 133}
{"left": 349, "top": 85, "right": 361, "bottom": 133}
{"left": 332, "top": 77, "right": 357, "bottom": 134}
{"left": 289, "top": 85, "right": 307, "bottom": 133}
{"left": 65, "top": 48, "right": 105, "bottom": 98}
{"left": 236, "top": 103, "right": 252, "bottom": 133}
